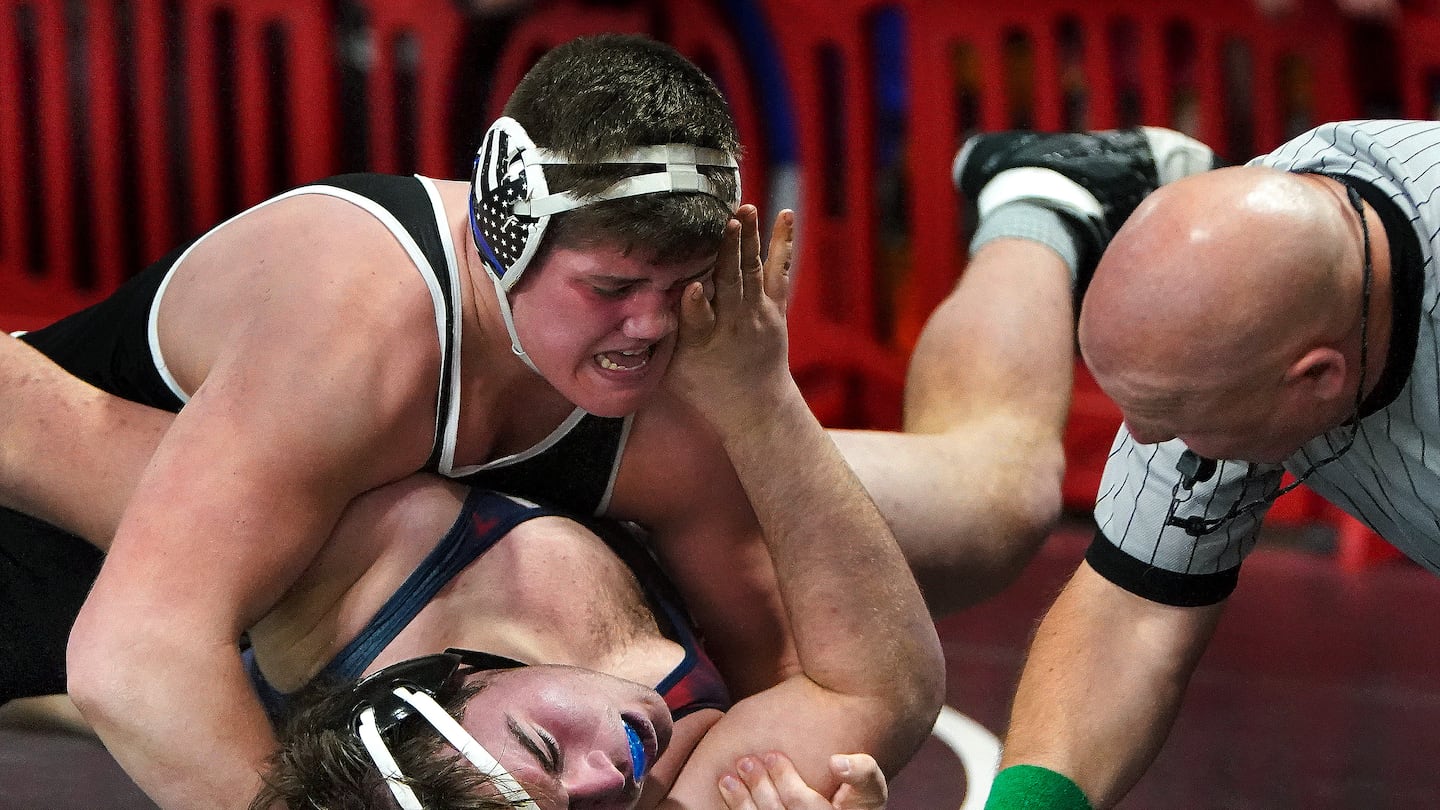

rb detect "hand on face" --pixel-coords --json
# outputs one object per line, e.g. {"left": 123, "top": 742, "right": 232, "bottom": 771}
{"left": 665, "top": 205, "right": 796, "bottom": 428}
{"left": 718, "top": 751, "right": 888, "bottom": 810}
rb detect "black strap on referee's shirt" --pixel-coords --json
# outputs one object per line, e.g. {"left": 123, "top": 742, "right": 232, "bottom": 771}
{"left": 1345, "top": 176, "right": 1422, "bottom": 417}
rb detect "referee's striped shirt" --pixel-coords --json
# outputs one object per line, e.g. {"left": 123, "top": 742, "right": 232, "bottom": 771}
{"left": 1090, "top": 120, "right": 1440, "bottom": 606}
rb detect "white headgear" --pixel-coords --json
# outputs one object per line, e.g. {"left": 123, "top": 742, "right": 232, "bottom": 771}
{"left": 468, "top": 116, "right": 740, "bottom": 371}
{"left": 349, "top": 651, "right": 537, "bottom": 809}
{"left": 357, "top": 687, "right": 538, "bottom": 810}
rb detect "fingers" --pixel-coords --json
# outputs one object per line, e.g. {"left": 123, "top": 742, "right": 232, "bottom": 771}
{"left": 718, "top": 772, "right": 757, "bottom": 810}
{"left": 676, "top": 280, "right": 716, "bottom": 348}
{"left": 763, "top": 209, "right": 795, "bottom": 309}
{"left": 829, "top": 754, "right": 887, "bottom": 810}
{"left": 719, "top": 752, "right": 830, "bottom": 810}
{"left": 718, "top": 755, "right": 777, "bottom": 810}
{"left": 761, "top": 751, "right": 830, "bottom": 802}
{"left": 717, "top": 205, "right": 789, "bottom": 311}
{"left": 738, "top": 204, "right": 764, "bottom": 302}
{"left": 713, "top": 215, "right": 744, "bottom": 315}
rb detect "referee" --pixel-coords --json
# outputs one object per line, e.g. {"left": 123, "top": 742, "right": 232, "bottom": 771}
{"left": 967, "top": 120, "right": 1440, "bottom": 809}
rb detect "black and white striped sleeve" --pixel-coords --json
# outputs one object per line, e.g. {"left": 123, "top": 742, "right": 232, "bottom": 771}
{"left": 1089, "top": 428, "right": 1286, "bottom": 606}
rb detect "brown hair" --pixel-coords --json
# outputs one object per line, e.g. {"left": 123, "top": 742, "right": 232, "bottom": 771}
{"left": 502, "top": 33, "right": 741, "bottom": 265}
{"left": 249, "top": 679, "right": 527, "bottom": 810}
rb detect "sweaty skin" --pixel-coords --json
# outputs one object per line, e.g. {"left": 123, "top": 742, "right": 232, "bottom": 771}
{"left": 1079, "top": 167, "right": 1393, "bottom": 463}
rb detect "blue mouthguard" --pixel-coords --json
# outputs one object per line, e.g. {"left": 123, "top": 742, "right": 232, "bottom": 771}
{"left": 623, "top": 720, "right": 648, "bottom": 781}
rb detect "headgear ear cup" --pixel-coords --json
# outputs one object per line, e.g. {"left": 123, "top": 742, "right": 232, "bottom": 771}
{"left": 468, "top": 117, "right": 555, "bottom": 372}
{"left": 471, "top": 117, "right": 556, "bottom": 290}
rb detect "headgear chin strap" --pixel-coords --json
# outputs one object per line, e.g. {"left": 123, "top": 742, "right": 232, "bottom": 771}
{"left": 469, "top": 115, "right": 740, "bottom": 373}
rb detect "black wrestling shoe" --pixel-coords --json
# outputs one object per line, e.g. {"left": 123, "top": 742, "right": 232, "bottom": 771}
{"left": 952, "top": 127, "right": 1218, "bottom": 283}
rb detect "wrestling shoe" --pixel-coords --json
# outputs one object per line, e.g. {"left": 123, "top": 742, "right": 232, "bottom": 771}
{"left": 952, "top": 126, "right": 1218, "bottom": 281}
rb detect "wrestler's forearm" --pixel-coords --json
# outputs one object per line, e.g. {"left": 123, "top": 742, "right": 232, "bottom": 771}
{"left": 665, "top": 205, "right": 941, "bottom": 757}
{"left": 64, "top": 395, "right": 385, "bottom": 810}
{"left": 1000, "top": 562, "right": 1223, "bottom": 808}
{"left": 712, "top": 381, "right": 944, "bottom": 752}
{"left": 68, "top": 639, "right": 276, "bottom": 810}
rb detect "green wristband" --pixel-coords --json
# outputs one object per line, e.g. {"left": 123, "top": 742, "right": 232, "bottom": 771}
{"left": 984, "top": 764, "right": 1092, "bottom": 810}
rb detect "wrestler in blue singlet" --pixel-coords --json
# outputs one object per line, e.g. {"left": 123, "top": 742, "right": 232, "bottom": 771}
{"left": 244, "top": 489, "right": 730, "bottom": 723}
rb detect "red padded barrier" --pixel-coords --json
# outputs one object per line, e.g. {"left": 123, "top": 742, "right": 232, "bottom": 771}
{"left": 180, "top": 0, "right": 338, "bottom": 224}
{"left": 83, "top": 1, "right": 124, "bottom": 297}
{"left": 758, "top": 5, "right": 905, "bottom": 428}
{"left": 361, "top": 0, "right": 465, "bottom": 177}
{"left": 489, "top": 5, "right": 652, "bottom": 122}
{"left": 0, "top": 0, "right": 345, "bottom": 329}
{"left": 1400, "top": 11, "right": 1440, "bottom": 121}
{"left": 34, "top": 1, "right": 75, "bottom": 304}
{"left": 182, "top": 3, "right": 223, "bottom": 230}
{"left": 0, "top": 0, "right": 112, "bottom": 327}
{"left": 132, "top": 0, "right": 177, "bottom": 265}
{"left": 0, "top": 3, "right": 23, "bottom": 305}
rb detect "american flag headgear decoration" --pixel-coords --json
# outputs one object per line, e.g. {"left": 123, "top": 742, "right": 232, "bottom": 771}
{"left": 468, "top": 116, "right": 740, "bottom": 292}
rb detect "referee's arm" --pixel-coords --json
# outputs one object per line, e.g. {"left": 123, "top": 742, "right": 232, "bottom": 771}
{"left": 991, "top": 560, "right": 1223, "bottom": 809}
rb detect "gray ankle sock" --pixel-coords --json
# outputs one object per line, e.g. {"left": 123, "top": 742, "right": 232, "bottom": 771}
{"left": 969, "top": 201, "right": 1081, "bottom": 286}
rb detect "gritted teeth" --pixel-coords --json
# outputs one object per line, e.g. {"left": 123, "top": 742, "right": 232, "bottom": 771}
{"left": 596, "top": 346, "right": 653, "bottom": 372}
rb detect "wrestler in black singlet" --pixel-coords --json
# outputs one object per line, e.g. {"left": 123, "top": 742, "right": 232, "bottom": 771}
{"left": 1, "top": 174, "right": 629, "bottom": 702}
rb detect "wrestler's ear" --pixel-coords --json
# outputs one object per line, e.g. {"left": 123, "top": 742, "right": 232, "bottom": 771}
{"left": 1285, "top": 346, "right": 1347, "bottom": 403}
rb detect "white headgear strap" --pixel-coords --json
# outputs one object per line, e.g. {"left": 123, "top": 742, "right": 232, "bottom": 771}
{"left": 469, "top": 116, "right": 740, "bottom": 372}
{"left": 357, "top": 686, "right": 538, "bottom": 810}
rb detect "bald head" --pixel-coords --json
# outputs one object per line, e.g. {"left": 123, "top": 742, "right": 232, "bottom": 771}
{"left": 1081, "top": 166, "right": 1359, "bottom": 385}
{"left": 1077, "top": 165, "right": 1369, "bottom": 460}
